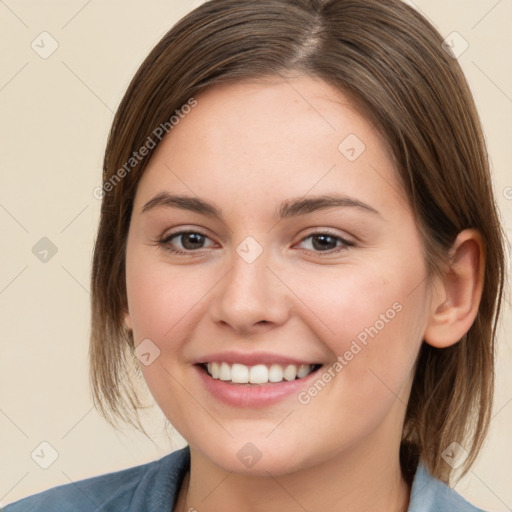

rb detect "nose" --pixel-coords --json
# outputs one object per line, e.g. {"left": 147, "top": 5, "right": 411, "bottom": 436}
{"left": 209, "top": 245, "right": 290, "bottom": 335}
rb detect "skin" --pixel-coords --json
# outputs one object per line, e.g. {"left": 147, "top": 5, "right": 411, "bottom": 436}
{"left": 124, "top": 75, "right": 484, "bottom": 512}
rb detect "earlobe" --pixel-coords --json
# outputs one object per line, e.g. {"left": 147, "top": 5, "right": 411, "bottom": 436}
{"left": 424, "top": 229, "right": 485, "bottom": 349}
{"left": 124, "top": 310, "right": 133, "bottom": 331}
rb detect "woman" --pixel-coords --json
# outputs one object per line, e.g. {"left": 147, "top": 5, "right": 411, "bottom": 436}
{"left": 4, "top": 0, "right": 505, "bottom": 510}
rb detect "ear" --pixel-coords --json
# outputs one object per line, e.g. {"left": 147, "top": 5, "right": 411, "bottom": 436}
{"left": 424, "top": 229, "right": 485, "bottom": 348}
{"left": 124, "top": 307, "right": 133, "bottom": 331}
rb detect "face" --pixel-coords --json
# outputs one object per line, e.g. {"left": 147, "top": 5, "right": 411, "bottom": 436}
{"left": 124, "top": 75, "right": 432, "bottom": 476}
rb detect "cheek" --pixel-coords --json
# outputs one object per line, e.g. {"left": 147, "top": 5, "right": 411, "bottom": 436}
{"left": 125, "top": 251, "right": 207, "bottom": 341}
{"left": 287, "top": 262, "right": 412, "bottom": 348}
{"left": 291, "top": 283, "right": 425, "bottom": 451}
{"left": 125, "top": 257, "right": 208, "bottom": 426}
{"left": 287, "top": 259, "right": 427, "bottom": 395}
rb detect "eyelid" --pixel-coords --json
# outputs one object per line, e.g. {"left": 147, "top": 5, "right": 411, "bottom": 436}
{"left": 160, "top": 227, "right": 211, "bottom": 242}
{"left": 298, "top": 228, "right": 354, "bottom": 244}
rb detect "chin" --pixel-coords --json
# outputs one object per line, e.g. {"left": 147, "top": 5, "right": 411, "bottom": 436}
{"left": 195, "top": 437, "right": 317, "bottom": 477}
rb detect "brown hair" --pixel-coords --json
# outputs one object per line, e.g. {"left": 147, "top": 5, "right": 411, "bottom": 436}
{"left": 89, "top": 0, "right": 506, "bottom": 485}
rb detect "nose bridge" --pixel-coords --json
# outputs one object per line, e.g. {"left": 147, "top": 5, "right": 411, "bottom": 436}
{"left": 210, "top": 236, "right": 289, "bottom": 331}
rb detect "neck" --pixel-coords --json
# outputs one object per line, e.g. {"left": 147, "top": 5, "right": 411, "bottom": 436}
{"left": 174, "top": 428, "right": 411, "bottom": 512}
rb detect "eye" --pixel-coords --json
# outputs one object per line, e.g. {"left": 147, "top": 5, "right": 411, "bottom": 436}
{"left": 159, "top": 230, "right": 216, "bottom": 255}
{"left": 296, "top": 231, "right": 354, "bottom": 254}
{"left": 157, "top": 229, "right": 354, "bottom": 256}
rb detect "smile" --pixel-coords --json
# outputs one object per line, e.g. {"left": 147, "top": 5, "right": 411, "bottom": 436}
{"left": 199, "top": 362, "right": 322, "bottom": 385}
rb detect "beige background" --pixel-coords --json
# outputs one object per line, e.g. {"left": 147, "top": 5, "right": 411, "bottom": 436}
{"left": 0, "top": 0, "right": 511, "bottom": 509}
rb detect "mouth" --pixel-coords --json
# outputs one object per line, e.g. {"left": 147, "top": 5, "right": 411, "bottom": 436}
{"left": 197, "top": 362, "right": 323, "bottom": 385}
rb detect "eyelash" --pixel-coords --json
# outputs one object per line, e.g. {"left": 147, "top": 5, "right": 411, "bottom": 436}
{"left": 157, "top": 229, "right": 355, "bottom": 256}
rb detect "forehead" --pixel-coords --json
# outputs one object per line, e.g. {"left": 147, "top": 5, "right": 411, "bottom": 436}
{"left": 134, "top": 75, "right": 403, "bottom": 217}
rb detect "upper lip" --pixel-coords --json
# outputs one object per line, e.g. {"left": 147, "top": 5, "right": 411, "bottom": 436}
{"left": 194, "top": 351, "right": 322, "bottom": 367}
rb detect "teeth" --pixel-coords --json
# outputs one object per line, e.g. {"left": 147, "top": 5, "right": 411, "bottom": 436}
{"left": 231, "top": 363, "right": 249, "bottom": 383}
{"left": 283, "top": 364, "right": 297, "bottom": 381}
{"left": 203, "top": 362, "right": 317, "bottom": 384}
{"left": 297, "top": 364, "right": 311, "bottom": 378}
{"left": 219, "top": 362, "right": 231, "bottom": 381}
{"left": 249, "top": 364, "right": 268, "bottom": 384}
{"left": 268, "top": 364, "right": 283, "bottom": 382}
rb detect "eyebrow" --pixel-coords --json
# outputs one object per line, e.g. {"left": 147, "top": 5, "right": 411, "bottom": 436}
{"left": 141, "top": 192, "right": 380, "bottom": 220}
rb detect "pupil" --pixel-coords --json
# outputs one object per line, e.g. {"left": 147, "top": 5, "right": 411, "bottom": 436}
{"left": 183, "top": 233, "right": 204, "bottom": 249}
{"left": 313, "top": 235, "right": 336, "bottom": 251}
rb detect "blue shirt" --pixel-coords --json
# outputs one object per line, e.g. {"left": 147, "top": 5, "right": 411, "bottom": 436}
{"left": 2, "top": 446, "right": 487, "bottom": 511}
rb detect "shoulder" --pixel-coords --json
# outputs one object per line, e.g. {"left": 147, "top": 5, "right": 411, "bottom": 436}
{"left": 408, "top": 461, "right": 488, "bottom": 512}
{"left": 2, "top": 446, "right": 190, "bottom": 512}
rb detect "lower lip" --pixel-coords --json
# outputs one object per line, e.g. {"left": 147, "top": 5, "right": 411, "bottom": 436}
{"left": 194, "top": 365, "right": 322, "bottom": 408}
